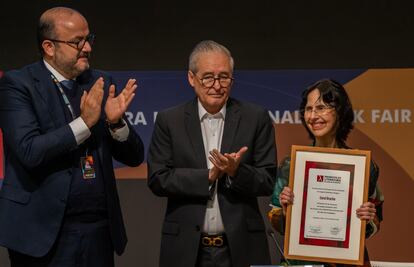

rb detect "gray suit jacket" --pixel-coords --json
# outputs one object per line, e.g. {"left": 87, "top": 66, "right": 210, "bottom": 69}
{"left": 148, "top": 97, "right": 277, "bottom": 267}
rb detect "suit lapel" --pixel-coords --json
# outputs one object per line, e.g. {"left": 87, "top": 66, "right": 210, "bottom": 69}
{"left": 29, "top": 62, "right": 67, "bottom": 127}
{"left": 221, "top": 98, "right": 241, "bottom": 154}
{"left": 184, "top": 99, "right": 207, "bottom": 169}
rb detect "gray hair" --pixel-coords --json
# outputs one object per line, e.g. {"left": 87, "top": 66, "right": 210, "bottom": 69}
{"left": 188, "top": 40, "right": 234, "bottom": 73}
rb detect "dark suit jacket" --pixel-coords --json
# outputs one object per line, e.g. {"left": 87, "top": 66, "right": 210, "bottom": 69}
{"left": 148, "top": 98, "right": 277, "bottom": 267}
{"left": 0, "top": 61, "right": 144, "bottom": 257}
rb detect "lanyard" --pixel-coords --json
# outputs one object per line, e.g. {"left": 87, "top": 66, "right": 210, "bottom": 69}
{"left": 50, "top": 74, "right": 76, "bottom": 120}
{"left": 50, "top": 73, "right": 91, "bottom": 157}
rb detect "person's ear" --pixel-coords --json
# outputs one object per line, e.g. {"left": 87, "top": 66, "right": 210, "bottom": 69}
{"left": 42, "top": 40, "right": 55, "bottom": 57}
{"left": 188, "top": 71, "right": 195, "bottom": 87}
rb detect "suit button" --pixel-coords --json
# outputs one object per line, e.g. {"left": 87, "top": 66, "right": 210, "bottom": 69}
{"left": 67, "top": 169, "right": 72, "bottom": 175}
{"left": 195, "top": 225, "right": 200, "bottom": 232}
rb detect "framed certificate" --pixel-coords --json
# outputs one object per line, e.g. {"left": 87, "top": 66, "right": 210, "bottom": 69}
{"left": 284, "top": 145, "right": 371, "bottom": 265}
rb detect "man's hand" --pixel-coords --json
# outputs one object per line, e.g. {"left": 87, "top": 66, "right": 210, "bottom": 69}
{"left": 208, "top": 146, "right": 248, "bottom": 177}
{"left": 208, "top": 166, "right": 222, "bottom": 184}
{"left": 105, "top": 79, "right": 137, "bottom": 123}
{"left": 80, "top": 77, "right": 104, "bottom": 128}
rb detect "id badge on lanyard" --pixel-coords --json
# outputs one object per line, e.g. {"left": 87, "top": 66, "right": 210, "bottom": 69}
{"left": 80, "top": 150, "right": 96, "bottom": 179}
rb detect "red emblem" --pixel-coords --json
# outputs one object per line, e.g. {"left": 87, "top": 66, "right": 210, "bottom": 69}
{"left": 316, "top": 175, "right": 324, "bottom": 182}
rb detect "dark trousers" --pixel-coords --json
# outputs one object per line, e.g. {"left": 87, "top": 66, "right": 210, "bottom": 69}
{"left": 9, "top": 219, "right": 114, "bottom": 267}
{"left": 196, "top": 245, "right": 232, "bottom": 267}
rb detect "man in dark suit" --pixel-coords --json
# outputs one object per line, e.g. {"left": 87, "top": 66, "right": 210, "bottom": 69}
{"left": 148, "top": 40, "right": 277, "bottom": 267}
{"left": 0, "top": 7, "right": 144, "bottom": 267}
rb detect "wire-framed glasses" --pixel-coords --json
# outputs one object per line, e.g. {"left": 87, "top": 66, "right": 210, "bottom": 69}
{"left": 303, "top": 104, "right": 335, "bottom": 115}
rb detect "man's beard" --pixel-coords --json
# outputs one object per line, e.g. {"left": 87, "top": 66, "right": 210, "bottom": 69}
{"left": 61, "top": 52, "right": 91, "bottom": 78}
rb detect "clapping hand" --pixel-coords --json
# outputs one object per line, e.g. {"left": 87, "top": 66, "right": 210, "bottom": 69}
{"left": 105, "top": 79, "right": 137, "bottom": 123}
{"left": 208, "top": 146, "right": 248, "bottom": 177}
{"left": 80, "top": 77, "right": 104, "bottom": 128}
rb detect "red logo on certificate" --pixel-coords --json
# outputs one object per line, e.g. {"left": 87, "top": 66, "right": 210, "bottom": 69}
{"left": 316, "top": 175, "right": 324, "bottom": 182}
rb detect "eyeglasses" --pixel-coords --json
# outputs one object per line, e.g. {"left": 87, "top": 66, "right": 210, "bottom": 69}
{"left": 198, "top": 75, "right": 234, "bottom": 88}
{"left": 49, "top": 33, "right": 95, "bottom": 50}
{"left": 303, "top": 104, "right": 334, "bottom": 115}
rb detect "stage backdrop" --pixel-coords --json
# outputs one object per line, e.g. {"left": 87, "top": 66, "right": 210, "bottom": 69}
{"left": 110, "top": 68, "right": 414, "bottom": 263}
{"left": 0, "top": 68, "right": 413, "bottom": 264}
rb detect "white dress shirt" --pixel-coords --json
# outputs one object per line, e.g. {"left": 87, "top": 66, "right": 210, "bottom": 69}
{"left": 198, "top": 100, "right": 226, "bottom": 234}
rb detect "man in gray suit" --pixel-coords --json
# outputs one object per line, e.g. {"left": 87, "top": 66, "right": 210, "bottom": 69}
{"left": 148, "top": 40, "right": 277, "bottom": 267}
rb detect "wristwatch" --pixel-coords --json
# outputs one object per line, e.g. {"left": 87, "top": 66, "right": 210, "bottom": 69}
{"left": 107, "top": 119, "right": 126, "bottom": 130}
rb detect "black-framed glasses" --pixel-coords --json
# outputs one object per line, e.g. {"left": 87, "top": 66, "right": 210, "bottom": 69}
{"left": 198, "top": 76, "right": 234, "bottom": 88}
{"left": 49, "top": 33, "right": 95, "bottom": 50}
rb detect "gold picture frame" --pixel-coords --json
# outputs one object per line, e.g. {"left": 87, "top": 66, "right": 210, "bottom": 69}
{"left": 284, "top": 145, "right": 371, "bottom": 265}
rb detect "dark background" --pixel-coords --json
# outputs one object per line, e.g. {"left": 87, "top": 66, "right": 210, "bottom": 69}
{"left": 2, "top": 1, "right": 414, "bottom": 72}
{"left": 1, "top": 0, "right": 413, "bottom": 266}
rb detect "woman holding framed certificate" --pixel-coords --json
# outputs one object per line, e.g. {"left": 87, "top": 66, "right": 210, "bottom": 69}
{"left": 269, "top": 79, "right": 384, "bottom": 267}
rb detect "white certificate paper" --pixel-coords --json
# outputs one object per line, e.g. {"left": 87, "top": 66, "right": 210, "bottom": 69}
{"left": 304, "top": 168, "right": 350, "bottom": 241}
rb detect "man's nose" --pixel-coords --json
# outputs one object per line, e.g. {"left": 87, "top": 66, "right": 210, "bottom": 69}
{"left": 82, "top": 41, "right": 92, "bottom": 52}
{"left": 212, "top": 79, "right": 221, "bottom": 90}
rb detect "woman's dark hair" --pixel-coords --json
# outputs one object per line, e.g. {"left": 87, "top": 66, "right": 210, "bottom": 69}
{"left": 299, "top": 79, "right": 354, "bottom": 148}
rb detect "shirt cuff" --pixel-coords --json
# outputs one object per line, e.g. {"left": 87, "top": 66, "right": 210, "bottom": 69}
{"left": 109, "top": 119, "right": 129, "bottom": 142}
{"left": 69, "top": 117, "right": 91, "bottom": 145}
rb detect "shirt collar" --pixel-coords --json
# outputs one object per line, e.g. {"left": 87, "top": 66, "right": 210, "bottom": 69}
{"left": 43, "top": 59, "right": 75, "bottom": 82}
{"left": 197, "top": 99, "right": 226, "bottom": 121}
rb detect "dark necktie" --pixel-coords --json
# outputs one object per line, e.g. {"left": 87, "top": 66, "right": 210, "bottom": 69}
{"left": 61, "top": 79, "right": 75, "bottom": 90}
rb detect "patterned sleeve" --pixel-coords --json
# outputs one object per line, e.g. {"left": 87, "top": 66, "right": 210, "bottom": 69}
{"left": 271, "top": 156, "right": 291, "bottom": 207}
{"left": 269, "top": 156, "right": 291, "bottom": 234}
